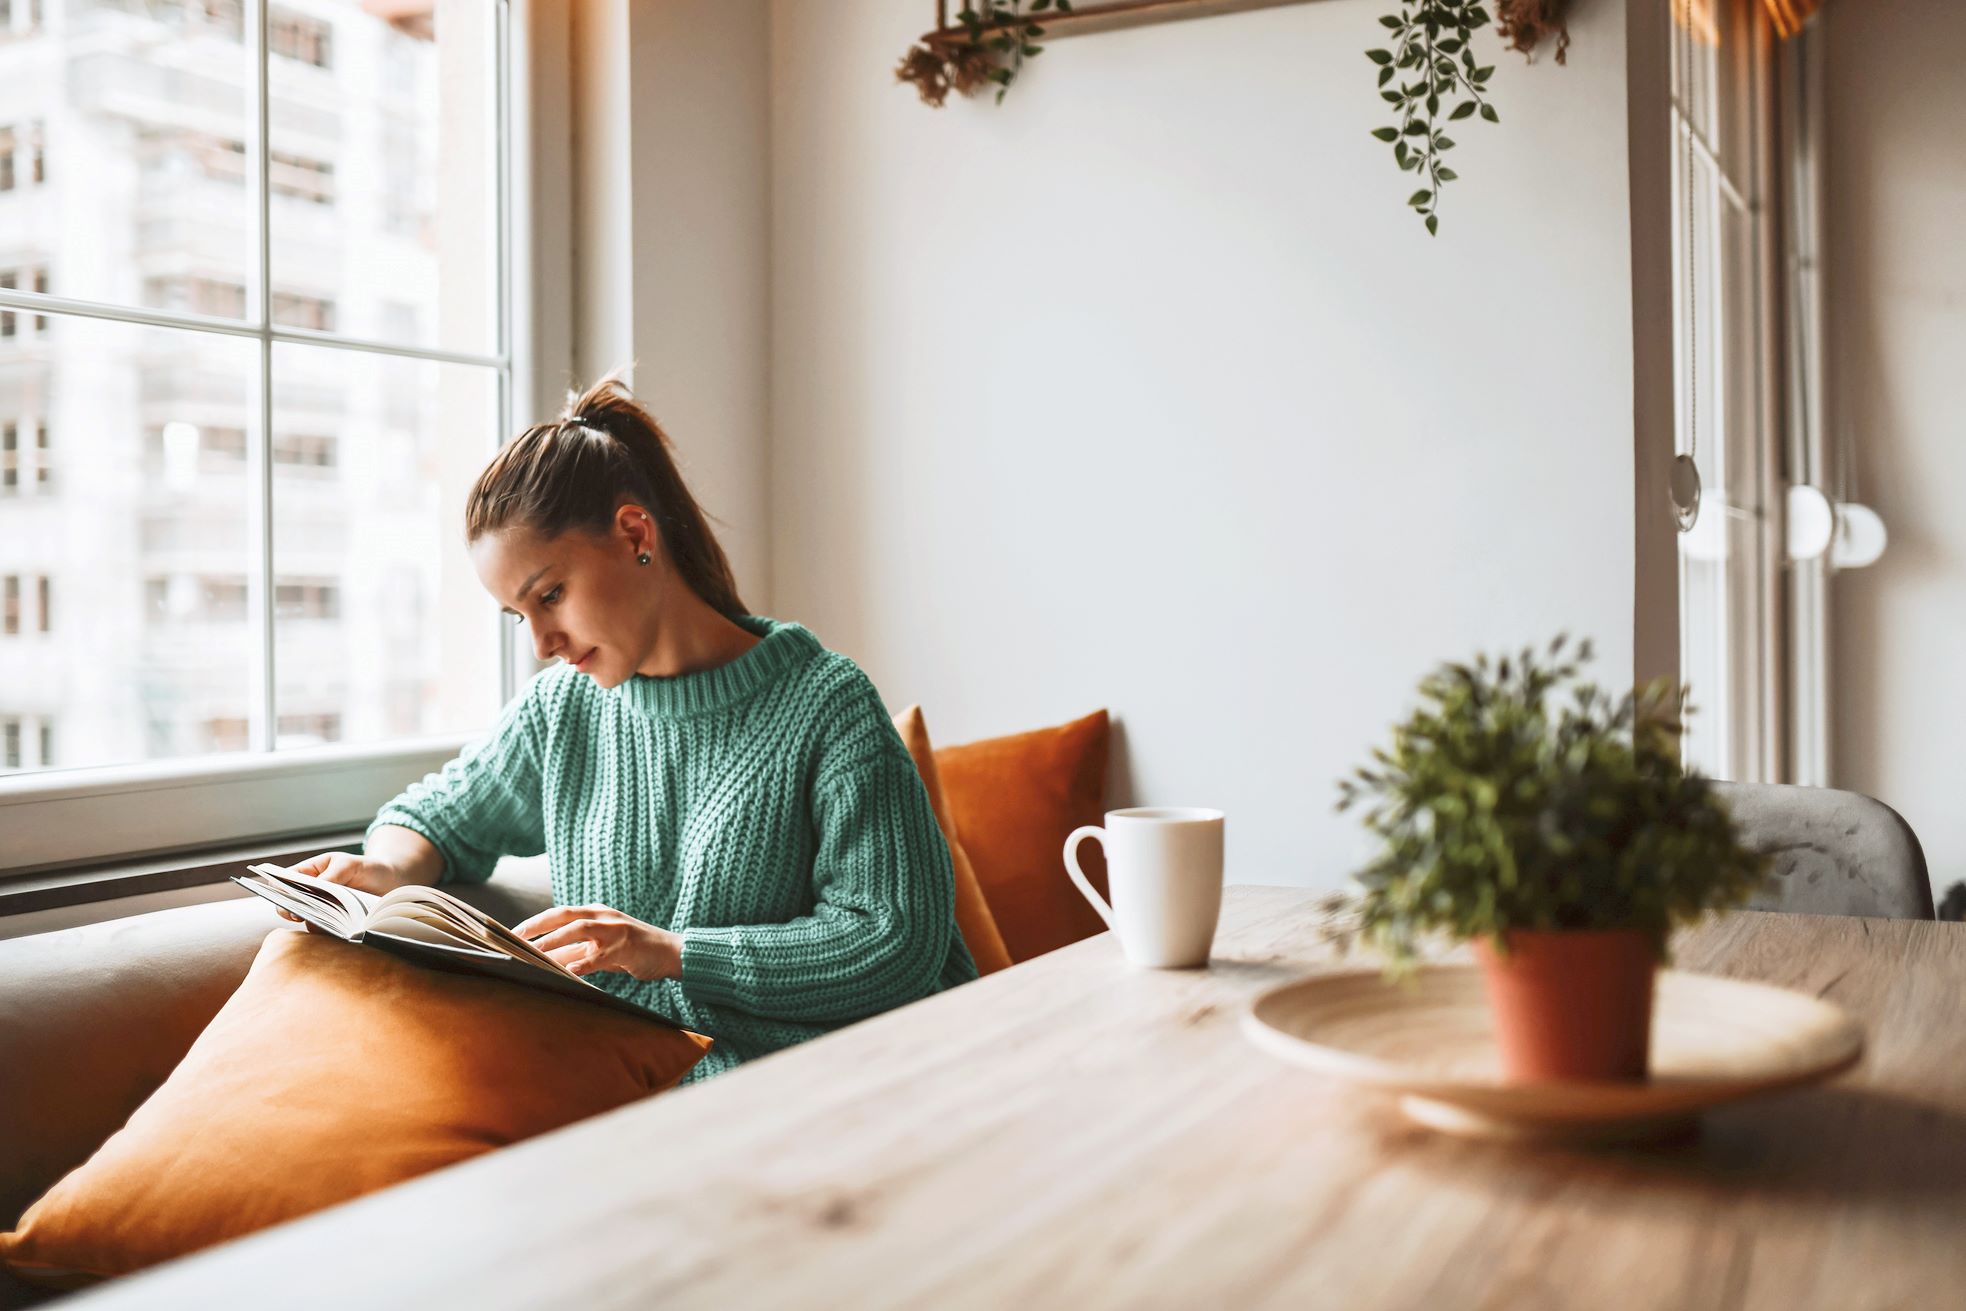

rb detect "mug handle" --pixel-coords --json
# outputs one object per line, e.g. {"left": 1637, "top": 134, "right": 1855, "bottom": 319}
{"left": 1063, "top": 825, "right": 1115, "bottom": 931}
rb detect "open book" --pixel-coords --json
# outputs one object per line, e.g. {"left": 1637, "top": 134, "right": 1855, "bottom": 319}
{"left": 233, "top": 863, "right": 681, "bottom": 1027}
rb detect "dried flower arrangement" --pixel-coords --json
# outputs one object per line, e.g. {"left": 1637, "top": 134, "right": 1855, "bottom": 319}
{"left": 896, "top": 0, "right": 1070, "bottom": 108}
{"left": 1495, "top": 0, "right": 1573, "bottom": 64}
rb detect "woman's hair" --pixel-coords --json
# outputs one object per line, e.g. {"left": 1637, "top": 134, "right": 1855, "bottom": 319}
{"left": 465, "top": 375, "right": 748, "bottom": 620}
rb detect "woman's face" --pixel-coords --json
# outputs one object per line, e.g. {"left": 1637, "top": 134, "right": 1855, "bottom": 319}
{"left": 470, "top": 509, "right": 662, "bottom": 690}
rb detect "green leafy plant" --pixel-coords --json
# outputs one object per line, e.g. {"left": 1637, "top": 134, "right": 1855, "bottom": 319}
{"left": 1367, "top": 0, "right": 1500, "bottom": 235}
{"left": 961, "top": 0, "right": 1055, "bottom": 104}
{"left": 1319, "top": 635, "right": 1771, "bottom": 976}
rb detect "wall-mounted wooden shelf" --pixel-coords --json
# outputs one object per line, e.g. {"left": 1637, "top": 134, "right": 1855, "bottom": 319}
{"left": 922, "top": 0, "right": 1326, "bottom": 48}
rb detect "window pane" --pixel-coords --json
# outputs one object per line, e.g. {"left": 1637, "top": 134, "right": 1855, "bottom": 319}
{"left": 271, "top": 341, "right": 498, "bottom": 750}
{"left": 1, "top": 0, "right": 259, "bottom": 321}
{"left": 1672, "top": 4, "right": 1771, "bottom": 782}
{"left": 268, "top": 0, "right": 497, "bottom": 353}
{"left": 0, "top": 312, "right": 258, "bottom": 775}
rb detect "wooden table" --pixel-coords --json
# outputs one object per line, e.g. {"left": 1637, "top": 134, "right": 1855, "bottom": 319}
{"left": 73, "top": 888, "right": 1966, "bottom": 1309}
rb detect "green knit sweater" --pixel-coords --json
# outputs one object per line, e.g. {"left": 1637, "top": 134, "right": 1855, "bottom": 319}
{"left": 369, "top": 614, "right": 977, "bottom": 1081}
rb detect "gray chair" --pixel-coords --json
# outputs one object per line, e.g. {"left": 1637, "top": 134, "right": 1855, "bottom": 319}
{"left": 1713, "top": 781, "right": 1935, "bottom": 920}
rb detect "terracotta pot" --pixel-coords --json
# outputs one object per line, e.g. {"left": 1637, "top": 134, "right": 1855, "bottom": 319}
{"left": 1473, "top": 928, "right": 1659, "bottom": 1083}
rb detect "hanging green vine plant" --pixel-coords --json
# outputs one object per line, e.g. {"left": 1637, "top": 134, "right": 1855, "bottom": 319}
{"left": 1367, "top": 2, "right": 1498, "bottom": 236}
{"left": 1368, "top": 0, "right": 1571, "bottom": 235}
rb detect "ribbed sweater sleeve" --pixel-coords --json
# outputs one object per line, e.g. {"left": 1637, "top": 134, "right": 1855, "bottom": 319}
{"left": 367, "top": 681, "right": 547, "bottom": 885}
{"left": 676, "top": 746, "right": 958, "bottom": 1025}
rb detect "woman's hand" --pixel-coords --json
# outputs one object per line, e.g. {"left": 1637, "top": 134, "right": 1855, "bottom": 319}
{"left": 512, "top": 904, "right": 683, "bottom": 981}
{"left": 271, "top": 851, "right": 419, "bottom": 925}
{"left": 292, "top": 851, "right": 421, "bottom": 895}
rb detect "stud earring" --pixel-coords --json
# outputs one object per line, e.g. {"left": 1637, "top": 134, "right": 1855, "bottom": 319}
{"left": 637, "top": 552, "right": 651, "bottom": 566}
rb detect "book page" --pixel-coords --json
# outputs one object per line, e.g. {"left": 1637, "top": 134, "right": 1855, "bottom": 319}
{"left": 365, "top": 903, "right": 518, "bottom": 955}
{"left": 370, "top": 894, "right": 502, "bottom": 947}
{"left": 364, "top": 909, "right": 506, "bottom": 956}
{"left": 238, "top": 866, "right": 373, "bottom": 933}
{"left": 244, "top": 864, "right": 377, "bottom": 922}
{"left": 232, "top": 875, "right": 324, "bottom": 925}
{"left": 373, "top": 884, "right": 573, "bottom": 976}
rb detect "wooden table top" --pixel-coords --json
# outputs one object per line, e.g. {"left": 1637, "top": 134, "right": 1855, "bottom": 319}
{"left": 74, "top": 887, "right": 1966, "bottom": 1310}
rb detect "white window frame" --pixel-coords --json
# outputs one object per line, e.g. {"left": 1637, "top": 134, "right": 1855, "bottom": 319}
{"left": 1671, "top": 0, "right": 1783, "bottom": 784}
{"left": 0, "top": 0, "right": 571, "bottom": 883}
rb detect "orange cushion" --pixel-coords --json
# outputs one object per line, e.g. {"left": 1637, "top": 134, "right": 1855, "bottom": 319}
{"left": 935, "top": 709, "right": 1111, "bottom": 963}
{"left": 0, "top": 928, "right": 711, "bottom": 1289}
{"left": 891, "top": 705, "right": 1013, "bottom": 976}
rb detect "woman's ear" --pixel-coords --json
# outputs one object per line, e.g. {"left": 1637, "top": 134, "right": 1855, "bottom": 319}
{"left": 615, "top": 503, "right": 659, "bottom": 562}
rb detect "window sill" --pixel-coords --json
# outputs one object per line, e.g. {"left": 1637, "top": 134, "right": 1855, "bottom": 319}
{"left": 0, "top": 830, "right": 365, "bottom": 920}
{"left": 0, "top": 735, "right": 465, "bottom": 877}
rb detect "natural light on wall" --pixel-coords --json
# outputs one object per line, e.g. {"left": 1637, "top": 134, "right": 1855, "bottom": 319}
{"left": 0, "top": 0, "right": 505, "bottom": 779}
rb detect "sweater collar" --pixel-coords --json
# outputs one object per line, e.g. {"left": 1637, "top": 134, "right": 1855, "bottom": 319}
{"left": 613, "top": 615, "right": 820, "bottom": 719}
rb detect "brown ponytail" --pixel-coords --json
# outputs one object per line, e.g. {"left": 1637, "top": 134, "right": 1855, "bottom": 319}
{"left": 465, "top": 375, "right": 748, "bottom": 621}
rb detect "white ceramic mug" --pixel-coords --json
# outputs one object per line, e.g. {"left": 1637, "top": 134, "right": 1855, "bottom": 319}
{"left": 1063, "top": 807, "right": 1225, "bottom": 969}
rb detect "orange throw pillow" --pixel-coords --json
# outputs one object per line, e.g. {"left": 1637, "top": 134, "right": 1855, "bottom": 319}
{"left": 891, "top": 705, "right": 1013, "bottom": 976}
{"left": 0, "top": 929, "right": 710, "bottom": 1289}
{"left": 936, "top": 709, "right": 1111, "bottom": 963}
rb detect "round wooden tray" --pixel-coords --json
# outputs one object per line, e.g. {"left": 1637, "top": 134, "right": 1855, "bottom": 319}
{"left": 1242, "top": 967, "right": 1865, "bottom": 1144}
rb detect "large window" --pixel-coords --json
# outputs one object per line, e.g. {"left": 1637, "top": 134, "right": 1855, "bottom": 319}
{"left": 1672, "top": 0, "right": 1781, "bottom": 782}
{"left": 0, "top": 0, "right": 522, "bottom": 876}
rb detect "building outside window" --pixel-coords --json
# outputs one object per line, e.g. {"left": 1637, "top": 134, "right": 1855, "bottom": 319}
{"left": 271, "top": 290, "right": 335, "bottom": 333}
{"left": 1, "top": 268, "right": 51, "bottom": 335}
{"left": 0, "top": 121, "right": 42, "bottom": 191}
{"left": 145, "top": 276, "right": 250, "bottom": 321}
{"left": 0, "top": 715, "right": 58, "bottom": 773}
{"left": 275, "top": 432, "right": 334, "bottom": 468}
{"left": 0, "top": 0, "right": 508, "bottom": 843}
{"left": 269, "top": 149, "right": 333, "bottom": 204}
{"left": 2, "top": 417, "right": 52, "bottom": 494}
{"left": 269, "top": 7, "right": 332, "bottom": 69}
{"left": 198, "top": 0, "right": 245, "bottom": 42}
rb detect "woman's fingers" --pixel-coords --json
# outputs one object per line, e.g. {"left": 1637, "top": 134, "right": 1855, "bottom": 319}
{"left": 511, "top": 906, "right": 573, "bottom": 940}
{"left": 547, "top": 944, "right": 597, "bottom": 974}
{"left": 514, "top": 903, "right": 614, "bottom": 941}
{"left": 528, "top": 918, "right": 610, "bottom": 955}
{"left": 512, "top": 905, "right": 644, "bottom": 977}
{"left": 527, "top": 921, "right": 584, "bottom": 952}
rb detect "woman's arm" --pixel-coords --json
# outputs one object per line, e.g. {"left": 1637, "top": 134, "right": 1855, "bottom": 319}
{"left": 362, "top": 824, "right": 446, "bottom": 886}
{"left": 367, "top": 683, "right": 549, "bottom": 884}
{"left": 673, "top": 749, "right": 968, "bottom": 1026}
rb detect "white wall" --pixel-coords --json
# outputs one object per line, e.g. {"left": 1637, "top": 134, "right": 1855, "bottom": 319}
{"left": 1824, "top": 0, "right": 1966, "bottom": 897}
{"left": 768, "top": 0, "right": 1640, "bottom": 889}
{"left": 573, "top": 0, "right": 774, "bottom": 609}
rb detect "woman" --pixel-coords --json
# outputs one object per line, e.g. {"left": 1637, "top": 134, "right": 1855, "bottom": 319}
{"left": 289, "top": 377, "right": 977, "bottom": 1081}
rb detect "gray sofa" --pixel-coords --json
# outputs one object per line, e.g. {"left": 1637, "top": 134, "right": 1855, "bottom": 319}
{"left": 0, "top": 865, "right": 553, "bottom": 1308}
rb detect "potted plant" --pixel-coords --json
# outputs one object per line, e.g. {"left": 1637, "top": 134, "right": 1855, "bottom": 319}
{"left": 1319, "top": 636, "right": 1770, "bottom": 1082}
